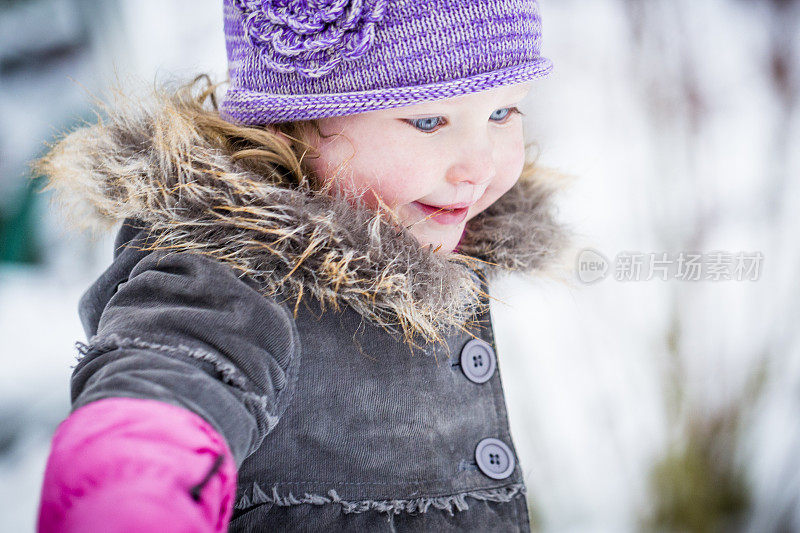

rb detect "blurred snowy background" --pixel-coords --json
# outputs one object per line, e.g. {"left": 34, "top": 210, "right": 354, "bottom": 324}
{"left": 0, "top": 0, "right": 797, "bottom": 531}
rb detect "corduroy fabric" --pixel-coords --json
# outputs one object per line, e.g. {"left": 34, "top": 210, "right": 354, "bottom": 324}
{"left": 220, "top": 0, "right": 553, "bottom": 125}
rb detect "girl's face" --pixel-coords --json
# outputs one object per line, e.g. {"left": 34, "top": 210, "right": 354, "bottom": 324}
{"left": 303, "top": 82, "right": 534, "bottom": 255}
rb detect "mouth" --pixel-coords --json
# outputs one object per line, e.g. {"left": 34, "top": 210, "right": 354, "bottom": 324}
{"left": 412, "top": 201, "right": 471, "bottom": 225}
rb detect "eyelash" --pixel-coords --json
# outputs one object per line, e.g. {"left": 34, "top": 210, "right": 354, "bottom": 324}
{"left": 404, "top": 107, "right": 524, "bottom": 133}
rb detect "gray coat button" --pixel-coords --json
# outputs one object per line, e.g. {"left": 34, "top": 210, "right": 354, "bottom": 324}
{"left": 475, "top": 438, "right": 516, "bottom": 480}
{"left": 459, "top": 338, "right": 496, "bottom": 383}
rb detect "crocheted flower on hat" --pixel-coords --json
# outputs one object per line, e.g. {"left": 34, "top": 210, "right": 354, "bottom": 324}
{"left": 233, "top": 0, "right": 389, "bottom": 78}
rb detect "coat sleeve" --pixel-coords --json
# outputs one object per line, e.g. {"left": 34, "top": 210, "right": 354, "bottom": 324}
{"left": 70, "top": 247, "right": 302, "bottom": 464}
{"left": 38, "top": 396, "right": 238, "bottom": 533}
{"left": 36, "top": 245, "right": 301, "bottom": 530}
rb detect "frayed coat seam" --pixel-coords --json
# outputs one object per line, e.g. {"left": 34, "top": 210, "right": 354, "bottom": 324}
{"left": 234, "top": 481, "right": 528, "bottom": 516}
{"left": 75, "top": 333, "right": 248, "bottom": 390}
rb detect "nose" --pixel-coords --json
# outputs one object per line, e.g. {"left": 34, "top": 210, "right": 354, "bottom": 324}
{"left": 445, "top": 137, "right": 495, "bottom": 189}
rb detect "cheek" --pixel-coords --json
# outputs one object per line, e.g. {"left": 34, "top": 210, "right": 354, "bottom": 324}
{"left": 498, "top": 139, "right": 526, "bottom": 191}
{"left": 304, "top": 140, "right": 341, "bottom": 190}
{"left": 308, "top": 143, "right": 419, "bottom": 210}
{"left": 373, "top": 160, "right": 431, "bottom": 206}
{"left": 469, "top": 138, "right": 526, "bottom": 218}
{"left": 348, "top": 156, "right": 419, "bottom": 209}
{"left": 336, "top": 149, "right": 429, "bottom": 209}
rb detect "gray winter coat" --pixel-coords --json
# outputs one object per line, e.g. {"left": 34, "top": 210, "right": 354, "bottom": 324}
{"left": 39, "top": 89, "right": 570, "bottom": 532}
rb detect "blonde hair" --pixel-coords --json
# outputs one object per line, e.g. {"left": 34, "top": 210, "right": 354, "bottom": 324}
{"left": 171, "top": 73, "right": 331, "bottom": 190}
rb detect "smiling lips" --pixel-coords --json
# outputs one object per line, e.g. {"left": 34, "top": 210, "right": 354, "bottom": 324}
{"left": 412, "top": 201, "right": 471, "bottom": 225}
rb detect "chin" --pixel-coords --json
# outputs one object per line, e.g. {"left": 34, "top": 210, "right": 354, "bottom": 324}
{"left": 425, "top": 242, "right": 455, "bottom": 256}
{"left": 413, "top": 229, "right": 463, "bottom": 255}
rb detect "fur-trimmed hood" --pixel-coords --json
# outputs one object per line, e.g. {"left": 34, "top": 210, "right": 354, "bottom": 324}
{"left": 33, "top": 83, "right": 572, "bottom": 349}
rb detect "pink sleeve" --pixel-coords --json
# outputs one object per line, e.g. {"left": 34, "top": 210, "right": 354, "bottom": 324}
{"left": 37, "top": 397, "right": 238, "bottom": 533}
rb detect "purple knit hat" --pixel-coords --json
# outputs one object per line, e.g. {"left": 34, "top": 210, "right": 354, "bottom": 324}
{"left": 220, "top": 0, "right": 553, "bottom": 125}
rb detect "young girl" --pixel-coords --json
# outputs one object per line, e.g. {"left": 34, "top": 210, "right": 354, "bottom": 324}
{"left": 34, "top": 0, "right": 570, "bottom": 530}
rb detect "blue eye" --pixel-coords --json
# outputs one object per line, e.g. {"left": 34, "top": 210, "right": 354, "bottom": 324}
{"left": 408, "top": 116, "right": 444, "bottom": 132}
{"left": 491, "top": 108, "right": 510, "bottom": 121}
{"left": 490, "top": 107, "right": 521, "bottom": 122}
{"left": 404, "top": 107, "right": 522, "bottom": 133}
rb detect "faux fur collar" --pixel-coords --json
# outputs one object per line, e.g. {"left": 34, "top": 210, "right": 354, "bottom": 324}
{"left": 34, "top": 84, "right": 572, "bottom": 349}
